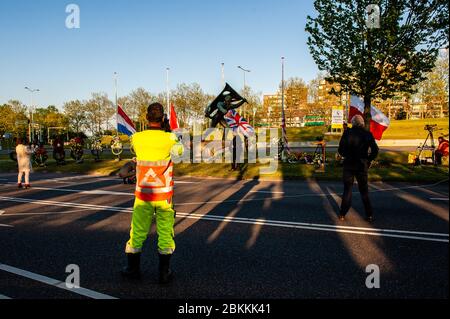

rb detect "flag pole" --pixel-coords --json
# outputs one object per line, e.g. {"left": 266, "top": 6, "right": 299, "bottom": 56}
{"left": 221, "top": 63, "right": 225, "bottom": 87}
{"left": 281, "top": 57, "right": 287, "bottom": 160}
{"left": 114, "top": 72, "right": 118, "bottom": 138}
{"left": 166, "top": 67, "right": 170, "bottom": 117}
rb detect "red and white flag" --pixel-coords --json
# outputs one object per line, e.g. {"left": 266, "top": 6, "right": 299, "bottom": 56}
{"left": 169, "top": 103, "right": 180, "bottom": 131}
{"left": 349, "top": 95, "right": 390, "bottom": 140}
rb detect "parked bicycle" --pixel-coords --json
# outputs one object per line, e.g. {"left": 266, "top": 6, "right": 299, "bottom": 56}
{"left": 111, "top": 136, "right": 123, "bottom": 157}
{"left": 70, "top": 137, "right": 84, "bottom": 163}
{"left": 9, "top": 143, "right": 48, "bottom": 167}
{"left": 32, "top": 143, "right": 48, "bottom": 167}
{"left": 89, "top": 137, "right": 103, "bottom": 162}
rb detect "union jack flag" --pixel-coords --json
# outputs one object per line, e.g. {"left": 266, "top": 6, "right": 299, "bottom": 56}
{"left": 224, "top": 109, "right": 255, "bottom": 137}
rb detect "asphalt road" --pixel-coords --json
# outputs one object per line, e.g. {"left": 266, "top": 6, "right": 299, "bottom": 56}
{"left": 0, "top": 172, "right": 448, "bottom": 300}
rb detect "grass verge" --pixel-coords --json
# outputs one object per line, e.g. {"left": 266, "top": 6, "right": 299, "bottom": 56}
{"left": 1, "top": 152, "right": 447, "bottom": 183}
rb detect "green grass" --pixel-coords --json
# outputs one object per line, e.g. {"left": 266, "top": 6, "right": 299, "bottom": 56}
{"left": 0, "top": 154, "right": 127, "bottom": 176}
{"left": 174, "top": 161, "right": 448, "bottom": 183}
{"left": 0, "top": 152, "right": 449, "bottom": 182}
{"left": 382, "top": 118, "right": 449, "bottom": 140}
{"left": 1, "top": 153, "right": 447, "bottom": 182}
{"left": 282, "top": 118, "right": 449, "bottom": 141}
{"left": 285, "top": 127, "right": 339, "bottom": 142}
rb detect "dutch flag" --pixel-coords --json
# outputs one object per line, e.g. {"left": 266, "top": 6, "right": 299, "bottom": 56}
{"left": 117, "top": 105, "right": 136, "bottom": 137}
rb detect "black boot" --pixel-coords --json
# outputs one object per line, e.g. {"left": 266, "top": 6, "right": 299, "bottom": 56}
{"left": 121, "top": 253, "right": 141, "bottom": 279}
{"left": 159, "top": 254, "right": 173, "bottom": 284}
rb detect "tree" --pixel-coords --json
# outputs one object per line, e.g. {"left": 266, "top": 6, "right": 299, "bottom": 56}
{"left": 31, "top": 106, "right": 69, "bottom": 141}
{"left": 121, "top": 88, "right": 156, "bottom": 131}
{"left": 127, "top": 88, "right": 154, "bottom": 123}
{"left": 241, "top": 86, "right": 263, "bottom": 125}
{"left": 8, "top": 100, "right": 27, "bottom": 114}
{"left": 0, "top": 100, "right": 28, "bottom": 138}
{"left": 307, "top": 73, "right": 326, "bottom": 103}
{"left": 64, "top": 100, "right": 87, "bottom": 133}
{"left": 278, "top": 77, "right": 309, "bottom": 124}
{"left": 171, "top": 83, "right": 212, "bottom": 127}
{"left": 34, "top": 106, "right": 68, "bottom": 129}
{"left": 84, "top": 93, "right": 114, "bottom": 136}
{"left": 306, "top": 0, "right": 449, "bottom": 129}
{"left": 416, "top": 49, "right": 449, "bottom": 115}
{"left": 0, "top": 104, "right": 15, "bottom": 137}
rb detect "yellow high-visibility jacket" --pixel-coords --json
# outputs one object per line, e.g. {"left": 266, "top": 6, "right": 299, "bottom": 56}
{"left": 131, "top": 130, "right": 183, "bottom": 202}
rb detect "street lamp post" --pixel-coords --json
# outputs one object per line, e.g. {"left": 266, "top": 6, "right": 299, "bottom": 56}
{"left": 221, "top": 63, "right": 225, "bottom": 87}
{"left": 112, "top": 72, "right": 119, "bottom": 135}
{"left": 166, "top": 67, "right": 170, "bottom": 115}
{"left": 238, "top": 66, "right": 251, "bottom": 117}
{"left": 25, "top": 86, "right": 40, "bottom": 143}
{"left": 281, "top": 57, "right": 287, "bottom": 160}
{"left": 114, "top": 72, "right": 118, "bottom": 108}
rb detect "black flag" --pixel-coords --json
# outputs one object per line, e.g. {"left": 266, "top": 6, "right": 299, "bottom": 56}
{"left": 205, "top": 83, "right": 247, "bottom": 127}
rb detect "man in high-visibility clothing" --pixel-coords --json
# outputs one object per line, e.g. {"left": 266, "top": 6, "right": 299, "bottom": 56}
{"left": 121, "top": 103, "right": 183, "bottom": 284}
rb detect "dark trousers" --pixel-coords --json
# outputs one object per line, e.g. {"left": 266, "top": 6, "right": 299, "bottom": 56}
{"left": 231, "top": 136, "right": 238, "bottom": 170}
{"left": 340, "top": 168, "right": 373, "bottom": 218}
{"left": 435, "top": 151, "right": 444, "bottom": 165}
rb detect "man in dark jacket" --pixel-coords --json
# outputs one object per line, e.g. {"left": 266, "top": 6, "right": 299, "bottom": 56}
{"left": 338, "top": 115, "right": 379, "bottom": 222}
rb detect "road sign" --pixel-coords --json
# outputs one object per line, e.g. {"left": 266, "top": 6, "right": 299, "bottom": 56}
{"left": 331, "top": 106, "right": 344, "bottom": 129}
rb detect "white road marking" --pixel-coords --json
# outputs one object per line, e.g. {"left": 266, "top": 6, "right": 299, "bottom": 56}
{"left": 0, "top": 196, "right": 132, "bottom": 213}
{"left": 0, "top": 294, "right": 12, "bottom": 299}
{"left": 430, "top": 198, "right": 449, "bottom": 201}
{"left": 176, "top": 180, "right": 450, "bottom": 206}
{"left": 0, "top": 210, "right": 5, "bottom": 215}
{"left": 0, "top": 224, "right": 14, "bottom": 228}
{"left": 0, "top": 196, "right": 448, "bottom": 243}
{"left": 2, "top": 182, "right": 194, "bottom": 197}
{"left": 184, "top": 214, "right": 449, "bottom": 243}
{"left": 11, "top": 186, "right": 134, "bottom": 197}
{"left": 249, "top": 190, "right": 285, "bottom": 194}
{"left": 41, "top": 175, "right": 99, "bottom": 181}
{"left": 370, "top": 179, "right": 449, "bottom": 193}
{"left": 0, "top": 263, "right": 117, "bottom": 300}
{"left": 1, "top": 209, "right": 88, "bottom": 216}
{"left": 175, "top": 181, "right": 200, "bottom": 184}
{"left": 1, "top": 179, "right": 447, "bottom": 204}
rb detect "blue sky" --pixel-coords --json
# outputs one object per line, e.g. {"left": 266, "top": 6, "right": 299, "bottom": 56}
{"left": 0, "top": 0, "right": 319, "bottom": 108}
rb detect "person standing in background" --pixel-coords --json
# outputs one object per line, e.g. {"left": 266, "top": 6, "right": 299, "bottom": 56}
{"left": 16, "top": 138, "right": 33, "bottom": 189}
{"left": 338, "top": 115, "right": 379, "bottom": 222}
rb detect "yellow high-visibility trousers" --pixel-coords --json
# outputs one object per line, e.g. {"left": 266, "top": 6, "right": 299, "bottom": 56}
{"left": 125, "top": 198, "right": 176, "bottom": 255}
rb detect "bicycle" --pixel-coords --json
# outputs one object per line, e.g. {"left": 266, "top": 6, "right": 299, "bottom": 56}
{"left": 70, "top": 139, "right": 84, "bottom": 163}
{"left": 32, "top": 145, "right": 48, "bottom": 167}
{"left": 9, "top": 144, "right": 48, "bottom": 167}
{"left": 89, "top": 138, "right": 103, "bottom": 162}
{"left": 111, "top": 136, "right": 123, "bottom": 157}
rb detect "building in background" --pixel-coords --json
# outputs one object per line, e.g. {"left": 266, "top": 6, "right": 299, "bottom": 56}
{"left": 261, "top": 86, "right": 308, "bottom": 127}
{"left": 317, "top": 80, "right": 349, "bottom": 125}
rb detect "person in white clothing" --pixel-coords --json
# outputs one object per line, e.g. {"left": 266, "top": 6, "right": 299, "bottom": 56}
{"left": 16, "top": 138, "right": 33, "bottom": 189}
